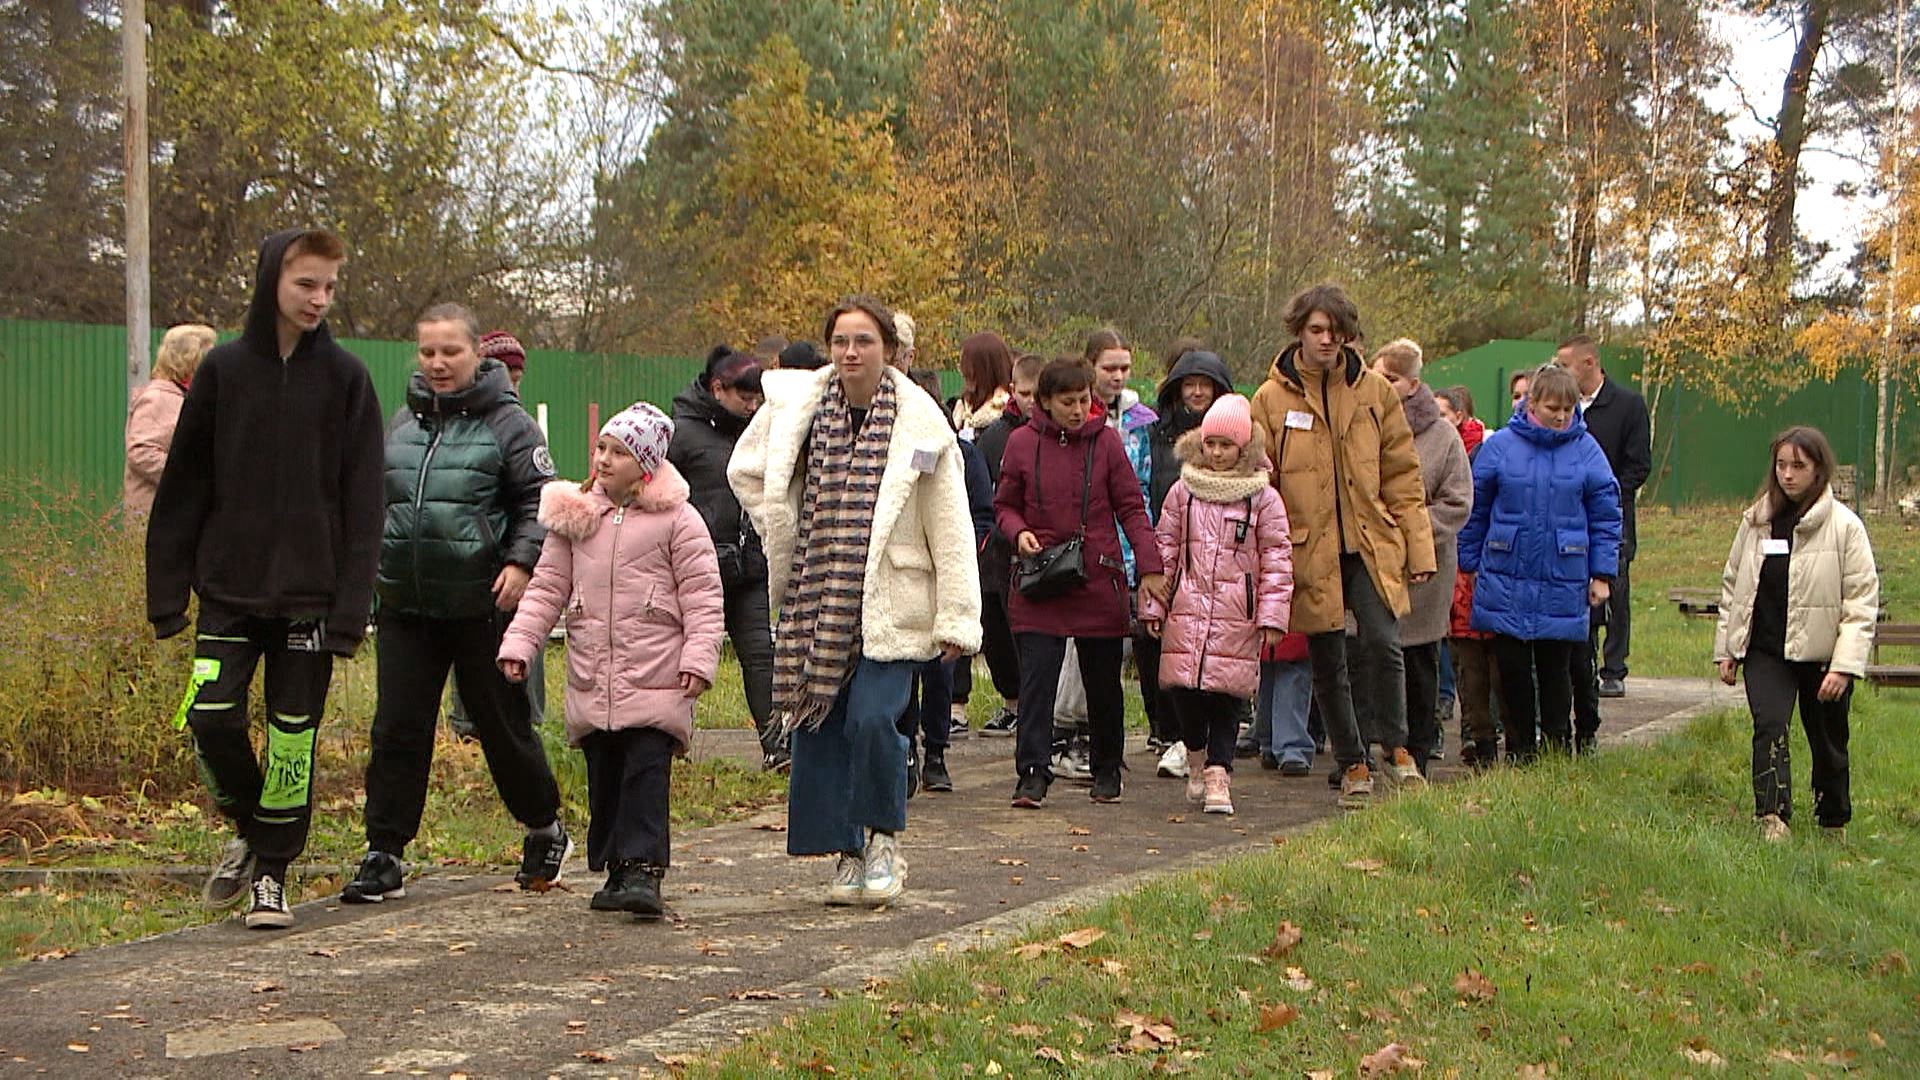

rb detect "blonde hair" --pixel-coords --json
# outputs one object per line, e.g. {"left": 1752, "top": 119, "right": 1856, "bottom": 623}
{"left": 1526, "top": 363, "right": 1579, "bottom": 407}
{"left": 892, "top": 310, "right": 917, "bottom": 351}
{"left": 1371, "top": 338, "right": 1423, "bottom": 380}
{"left": 153, "top": 324, "right": 216, "bottom": 382}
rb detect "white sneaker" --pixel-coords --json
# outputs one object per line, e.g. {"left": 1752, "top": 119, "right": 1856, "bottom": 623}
{"left": 1759, "top": 813, "right": 1791, "bottom": 843}
{"left": 862, "top": 832, "right": 906, "bottom": 904}
{"left": 826, "top": 854, "right": 864, "bottom": 905}
{"left": 1156, "top": 742, "right": 1189, "bottom": 779}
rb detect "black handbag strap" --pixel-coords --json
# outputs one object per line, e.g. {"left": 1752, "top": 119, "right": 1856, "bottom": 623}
{"left": 1032, "top": 433, "right": 1097, "bottom": 538}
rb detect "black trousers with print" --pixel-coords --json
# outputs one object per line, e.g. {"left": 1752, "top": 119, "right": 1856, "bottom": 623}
{"left": 1745, "top": 649, "right": 1852, "bottom": 827}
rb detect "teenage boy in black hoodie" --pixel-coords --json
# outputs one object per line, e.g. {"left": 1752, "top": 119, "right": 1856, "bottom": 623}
{"left": 146, "top": 228, "right": 386, "bottom": 930}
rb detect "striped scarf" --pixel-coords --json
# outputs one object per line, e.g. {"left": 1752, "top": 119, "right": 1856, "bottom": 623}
{"left": 772, "top": 374, "right": 897, "bottom": 732}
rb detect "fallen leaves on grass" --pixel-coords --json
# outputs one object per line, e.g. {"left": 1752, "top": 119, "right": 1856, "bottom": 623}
{"left": 1113, "top": 1010, "right": 1179, "bottom": 1052}
{"left": 1344, "top": 858, "right": 1386, "bottom": 874}
{"left": 1282, "top": 966, "right": 1314, "bottom": 992}
{"left": 1036, "top": 1046, "right": 1066, "bottom": 1063}
{"left": 1010, "top": 943, "right": 1051, "bottom": 960}
{"left": 1874, "top": 950, "right": 1910, "bottom": 975}
{"left": 1058, "top": 927, "right": 1106, "bottom": 950}
{"left": 1006, "top": 1024, "right": 1046, "bottom": 1037}
{"left": 1679, "top": 1045, "right": 1726, "bottom": 1070}
{"left": 1516, "top": 1064, "right": 1550, "bottom": 1078}
{"left": 1263, "top": 920, "right": 1303, "bottom": 958}
{"left": 1255, "top": 1003, "right": 1299, "bottom": 1032}
{"left": 1359, "top": 1041, "right": 1423, "bottom": 1075}
{"left": 1453, "top": 969, "right": 1496, "bottom": 1002}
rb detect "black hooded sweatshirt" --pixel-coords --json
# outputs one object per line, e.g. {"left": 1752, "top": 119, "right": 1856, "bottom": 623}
{"left": 145, "top": 229, "right": 387, "bottom": 655}
{"left": 1147, "top": 350, "right": 1235, "bottom": 519}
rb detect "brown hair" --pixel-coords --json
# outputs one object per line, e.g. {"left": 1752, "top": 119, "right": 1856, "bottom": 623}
{"left": 284, "top": 229, "right": 346, "bottom": 264}
{"left": 1437, "top": 384, "right": 1476, "bottom": 419}
{"left": 1557, "top": 332, "right": 1599, "bottom": 360}
{"left": 153, "top": 324, "right": 216, "bottom": 382}
{"left": 1508, "top": 368, "right": 1532, "bottom": 393}
{"left": 959, "top": 332, "right": 1015, "bottom": 410}
{"left": 417, "top": 302, "right": 481, "bottom": 345}
{"left": 1762, "top": 425, "right": 1837, "bottom": 518}
{"left": 1162, "top": 335, "right": 1206, "bottom": 371}
{"left": 1282, "top": 284, "right": 1360, "bottom": 340}
{"left": 1012, "top": 352, "right": 1046, "bottom": 383}
{"left": 821, "top": 295, "right": 899, "bottom": 360}
{"left": 1371, "top": 338, "right": 1423, "bottom": 380}
{"left": 1083, "top": 327, "right": 1128, "bottom": 364}
{"left": 1525, "top": 363, "right": 1579, "bottom": 407}
{"left": 1037, "top": 357, "right": 1095, "bottom": 402}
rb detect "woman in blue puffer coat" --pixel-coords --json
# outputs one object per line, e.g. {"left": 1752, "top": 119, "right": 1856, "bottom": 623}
{"left": 1457, "top": 364, "right": 1621, "bottom": 760}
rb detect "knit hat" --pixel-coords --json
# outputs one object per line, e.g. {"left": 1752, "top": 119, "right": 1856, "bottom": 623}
{"left": 1199, "top": 394, "right": 1253, "bottom": 447}
{"left": 479, "top": 330, "right": 526, "bottom": 372}
{"left": 600, "top": 402, "right": 673, "bottom": 477}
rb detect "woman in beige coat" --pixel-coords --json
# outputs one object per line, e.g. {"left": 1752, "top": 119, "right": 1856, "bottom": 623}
{"left": 1713, "top": 426, "right": 1879, "bottom": 841}
{"left": 123, "top": 324, "right": 216, "bottom": 514}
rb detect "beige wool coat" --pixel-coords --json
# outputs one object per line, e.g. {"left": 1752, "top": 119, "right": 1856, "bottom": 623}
{"left": 1399, "top": 385, "right": 1472, "bottom": 646}
{"left": 1712, "top": 489, "right": 1880, "bottom": 677}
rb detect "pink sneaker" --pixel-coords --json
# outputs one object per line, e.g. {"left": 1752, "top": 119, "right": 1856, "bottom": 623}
{"left": 1202, "top": 765, "right": 1233, "bottom": 815}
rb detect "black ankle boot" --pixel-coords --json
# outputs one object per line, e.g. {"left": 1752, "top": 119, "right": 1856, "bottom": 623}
{"left": 921, "top": 748, "right": 953, "bottom": 792}
{"left": 606, "top": 861, "right": 664, "bottom": 920}
{"left": 590, "top": 861, "right": 630, "bottom": 912}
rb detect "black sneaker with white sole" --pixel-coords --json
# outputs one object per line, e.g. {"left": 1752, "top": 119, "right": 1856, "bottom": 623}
{"left": 341, "top": 850, "right": 406, "bottom": 904}
{"left": 244, "top": 874, "right": 294, "bottom": 930}
{"left": 980, "top": 708, "right": 1018, "bottom": 737}
{"left": 515, "top": 826, "right": 574, "bottom": 890}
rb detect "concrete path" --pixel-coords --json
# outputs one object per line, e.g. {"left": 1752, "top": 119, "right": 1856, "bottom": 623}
{"left": 0, "top": 677, "right": 1734, "bottom": 1078}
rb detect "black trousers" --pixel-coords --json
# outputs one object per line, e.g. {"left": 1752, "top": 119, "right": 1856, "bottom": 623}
{"left": 1307, "top": 552, "right": 1408, "bottom": 768}
{"left": 1597, "top": 560, "right": 1631, "bottom": 680}
{"left": 724, "top": 575, "right": 776, "bottom": 736}
{"left": 185, "top": 604, "right": 334, "bottom": 874}
{"left": 1014, "top": 634, "right": 1124, "bottom": 781}
{"left": 364, "top": 612, "right": 561, "bottom": 857}
{"left": 1402, "top": 641, "right": 1441, "bottom": 772}
{"left": 1569, "top": 627, "right": 1602, "bottom": 744}
{"left": 581, "top": 726, "right": 675, "bottom": 869}
{"left": 897, "top": 656, "right": 953, "bottom": 750}
{"left": 1492, "top": 635, "right": 1575, "bottom": 759}
{"left": 979, "top": 590, "right": 1021, "bottom": 703}
{"left": 1133, "top": 628, "right": 1177, "bottom": 743}
{"left": 1745, "top": 649, "right": 1852, "bottom": 826}
{"left": 1168, "top": 687, "right": 1241, "bottom": 770}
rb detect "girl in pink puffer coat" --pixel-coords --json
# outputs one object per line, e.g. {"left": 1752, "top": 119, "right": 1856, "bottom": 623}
{"left": 499, "top": 403, "right": 724, "bottom": 920}
{"left": 1141, "top": 395, "right": 1293, "bottom": 816}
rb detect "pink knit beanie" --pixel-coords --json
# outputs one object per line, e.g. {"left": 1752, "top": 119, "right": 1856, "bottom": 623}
{"left": 1199, "top": 393, "right": 1253, "bottom": 447}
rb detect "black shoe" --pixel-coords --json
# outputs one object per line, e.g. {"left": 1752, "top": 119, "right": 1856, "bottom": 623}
{"left": 592, "top": 861, "right": 665, "bottom": 919}
{"left": 341, "top": 850, "right": 406, "bottom": 904}
{"left": 947, "top": 713, "right": 971, "bottom": 741}
{"left": 1598, "top": 676, "right": 1625, "bottom": 699}
{"left": 1011, "top": 772, "right": 1048, "bottom": 809}
{"left": 905, "top": 741, "right": 921, "bottom": 800}
{"left": 1235, "top": 726, "right": 1259, "bottom": 759}
{"left": 590, "top": 862, "right": 629, "bottom": 911}
{"left": 922, "top": 749, "right": 953, "bottom": 792}
{"left": 760, "top": 727, "right": 792, "bottom": 773}
{"left": 1280, "top": 759, "right": 1312, "bottom": 777}
{"left": 515, "top": 825, "right": 574, "bottom": 890}
{"left": 981, "top": 708, "right": 1018, "bottom": 737}
{"left": 1090, "top": 770, "right": 1122, "bottom": 803}
{"left": 1327, "top": 765, "right": 1344, "bottom": 788}
{"left": 1259, "top": 753, "right": 1280, "bottom": 771}
{"left": 1574, "top": 734, "right": 1597, "bottom": 756}
{"left": 243, "top": 873, "right": 294, "bottom": 930}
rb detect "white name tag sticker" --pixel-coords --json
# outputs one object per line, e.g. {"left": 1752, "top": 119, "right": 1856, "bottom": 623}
{"left": 1762, "top": 538, "right": 1790, "bottom": 556}
{"left": 1284, "top": 410, "right": 1315, "bottom": 431}
{"left": 911, "top": 447, "right": 939, "bottom": 474}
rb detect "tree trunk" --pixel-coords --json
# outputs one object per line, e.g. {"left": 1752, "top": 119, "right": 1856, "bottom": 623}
{"left": 1766, "top": 0, "right": 1834, "bottom": 271}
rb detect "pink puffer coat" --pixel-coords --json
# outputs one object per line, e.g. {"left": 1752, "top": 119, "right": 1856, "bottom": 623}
{"left": 1141, "top": 431, "right": 1293, "bottom": 700}
{"left": 499, "top": 463, "right": 724, "bottom": 749}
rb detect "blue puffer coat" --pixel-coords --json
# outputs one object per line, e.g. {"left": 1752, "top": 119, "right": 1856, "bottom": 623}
{"left": 1456, "top": 406, "right": 1622, "bottom": 642}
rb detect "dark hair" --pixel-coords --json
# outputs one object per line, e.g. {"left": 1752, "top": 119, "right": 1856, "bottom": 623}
{"left": 821, "top": 295, "right": 899, "bottom": 359}
{"left": 1508, "top": 369, "right": 1532, "bottom": 392}
{"left": 284, "top": 228, "right": 346, "bottom": 263}
{"left": 1083, "top": 327, "right": 1129, "bottom": 364}
{"left": 1037, "top": 357, "right": 1095, "bottom": 402}
{"left": 703, "top": 344, "right": 763, "bottom": 392}
{"left": 1162, "top": 335, "right": 1206, "bottom": 371}
{"left": 1437, "top": 384, "right": 1476, "bottom": 419}
{"left": 417, "top": 301, "right": 480, "bottom": 344}
{"left": 778, "top": 340, "right": 825, "bottom": 370}
{"left": 907, "top": 368, "right": 944, "bottom": 405}
{"left": 1012, "top": 352, "right": 1046, "bottom": 383}
{"left": 959, "top": 332, "right": 1015, "bottom": 410}
{"left": 1281, "top": 284, "right": 1360, "bottom": 340}
{"left": 1762, "top": 426, "right": 1837, "bottom": 518}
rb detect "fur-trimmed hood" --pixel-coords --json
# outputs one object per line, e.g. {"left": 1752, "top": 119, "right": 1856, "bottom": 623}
{"left": 538, "top": 461, "right": 692, "bottom": 542}
{"left": 1174, "top": 428, "right": 1273, "bottom": 503}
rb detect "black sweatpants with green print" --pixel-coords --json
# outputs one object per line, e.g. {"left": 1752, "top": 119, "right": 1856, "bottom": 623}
{"left": 186, "top": 602, "right": 333, "bottom": 877}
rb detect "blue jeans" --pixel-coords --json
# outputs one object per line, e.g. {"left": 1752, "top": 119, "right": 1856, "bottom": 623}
{"left": 786, "top": 658, "right": 918, "bottom": 857}
{"left": 1258, "top": 659, "right": 1314, "bottom": 766}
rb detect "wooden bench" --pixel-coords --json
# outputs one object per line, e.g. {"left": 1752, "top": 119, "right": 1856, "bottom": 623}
{"left": 1867, "top": 623, "right": 1920, "bottom": 689}
{"left": 1667, "top": 587, "right": 1721, "bottom": 619}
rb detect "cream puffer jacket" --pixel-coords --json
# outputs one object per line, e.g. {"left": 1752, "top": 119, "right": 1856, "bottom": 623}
{"left": 1712, "top": 489, "right": 1880, "bottom": 677}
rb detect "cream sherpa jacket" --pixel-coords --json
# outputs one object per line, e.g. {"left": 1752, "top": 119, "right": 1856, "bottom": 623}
{"left": 1712, "top": 489, "right": 1880, "bottom": 677}
{"left": 727, "top": 365, "right": 983, "bottom": 660}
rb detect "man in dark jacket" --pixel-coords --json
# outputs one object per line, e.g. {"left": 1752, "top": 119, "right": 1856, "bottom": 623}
{"left": 146, "top": 228, "right": 386, "bottom": 930}
{"left": 668, "top": 347, "right": 781, "bottom": 768}
{"left": 1555, "top": 335, "right": 1651, "bottom": 715}
{"left": 970, "top": 353, "right": 1044, "bottom": 735}
{"left": 342, "top": 303, "right": 568, "bottom": 906}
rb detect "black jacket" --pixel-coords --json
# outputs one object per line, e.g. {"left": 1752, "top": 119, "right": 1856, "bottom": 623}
{"left": 377, "top": 360, "right": 554, "bottom": 619}
{"left": 973, "top": 401, "right": 1029, "bottom": 594}
{"left": 1147, "top": 350, "right": 1235, "bottom": 519}
{"left": 145, "top": 229, "right": 386, "bottom": 655}
{"left": 1580, "top": 373, "right": 1652, "bottom": 558}
{"left": 668, "top": 380, "right": 766, "bottom": 583}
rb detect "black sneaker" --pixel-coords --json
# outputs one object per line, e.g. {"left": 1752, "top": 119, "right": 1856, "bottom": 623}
{"left": 341, "top": 850, "right": 406, "bottom": 904}
{"left": 1010, "top": 773, "right": 1048, "bottom": 809}
{"left": 759, "top": 726, "right": 792, "bottom": 773}
{"left": 905, "top": 740, "right": 921, "bottom": 801}
{"left": 592, "top": 860, "right": 664, "bottom": 919}
{"left": 590, "top": 862, "right": 630, "bottom": 912}
{"left": 202, "top": 837, "right": 255, "bottom": 908}
{"left": 243, "top": 874, "right": 294, "bottom": 930}
{"left": 515, "top": 826, "right": 574, "bottom": 890}
{"left": 1280, "top": 759, "right": 1312, "bottom": 777}
{"left": 1089, "top": 770, "right": 1122, "bottom": 803}
{"left": 921, "top": 749, "right": 953, "bottom": 793}
{"left": 981, "top": 708, "right": 1018, "bottom": 737}
{"left": 1259, "top": 753, "right": 1280, "bottom": 771}
{"left": 947, "top": 711, "right": 971, "bottom": 740}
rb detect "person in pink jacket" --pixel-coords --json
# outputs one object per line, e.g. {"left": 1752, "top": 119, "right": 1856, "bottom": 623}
{"left": 1141, "top": 395, "right": 1293, "bottom": 816}
{"left": 122, "top": 323, "right": 216, "bottom": 515}
{"left": 499, "top": 402, "right": 725, "bottom": 920}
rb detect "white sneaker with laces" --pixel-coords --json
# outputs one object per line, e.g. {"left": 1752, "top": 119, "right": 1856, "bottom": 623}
{"left": 826, "top": 854, "right": 865, "bottom": 905}
{"left": 1156, "top": 741, "right": 1189, "bottom": 779}
{"left": 862, "top": 831, "right": 906, "bottom": 904}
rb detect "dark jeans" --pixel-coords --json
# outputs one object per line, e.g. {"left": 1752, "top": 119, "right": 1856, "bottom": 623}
{"left": 365, "top": 613, "right": 561, "bottom": 857}
{"left": 1569, "top": 624, "right": 1602, "bottom": 744}
{"left": 725, "top": 574, "right": 776, "bottom": 736}
{"left": 1168, "top": 687, "right": 1242, "bottom": 770}
{"left": 1451, "top": 636, "right": 1502, "bottom": 755}
{"left": 185, "top": 604, "right": 334, "bottom": 874}
{"left": 1596, "top": 561, "right": 1631, "bottom": 680}
{"left": 581, "top": 726, "right": 674, "bottom": 870}
{"left": 1403, "top": 641, "right": 1440, "bottom": 772}
{"left": 979, "top": 590, "right": 1021, "bottom": 703}
{"left": 898, "top": 657, "right": 953, "bottom": 750}
{"left": 448, "top": 647, "right": 545, "bottom": 730}
{"left": 1745, "top": 649, "right": 1852, "bottom": 826}
{"left": 950, "top": 653, "right": 972, "bottom": 708}
{"left": 1133, "top": 627, "right": 1176, "bottom": 743}
{"left": 1307, "top": 552, "right": 1408, "bottom": 769}
{"left": 1014, "top": 634, "right": 1125, "bottom": 782}
{"left": 786, "top": 657, "right": 917, "bottom": 856}
{"left": 1492, "top": 635, "right": 1575, "bottom": 759}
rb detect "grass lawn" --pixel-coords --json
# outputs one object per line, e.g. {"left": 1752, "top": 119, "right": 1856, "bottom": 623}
{"left": 691, "top": 693, "right": 1920, "bottom": 1077}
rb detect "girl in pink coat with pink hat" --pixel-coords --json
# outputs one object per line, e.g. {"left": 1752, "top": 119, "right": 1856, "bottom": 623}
{"left": 499, "top": 402, "right": 726, "bottom": 920}
{"left": 1140, "top": 394, "right": 1294, "bottom": 815}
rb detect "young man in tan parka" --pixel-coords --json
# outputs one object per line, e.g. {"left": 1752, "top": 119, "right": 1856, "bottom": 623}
{"left": 1250, "top": 284, "right": 1435, "bottom": 804}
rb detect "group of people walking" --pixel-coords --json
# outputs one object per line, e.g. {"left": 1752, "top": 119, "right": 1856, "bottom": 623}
{"left": 133, "top": 228, "right": 1882, "bottom": 932}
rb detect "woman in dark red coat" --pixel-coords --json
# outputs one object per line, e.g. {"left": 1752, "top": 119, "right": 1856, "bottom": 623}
{"left": 994, "top": 360, "right": 1165, "bottom": 808}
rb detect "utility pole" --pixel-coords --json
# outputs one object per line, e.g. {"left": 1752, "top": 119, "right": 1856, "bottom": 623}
{"left": 1881, "top": 0, "right": 1906, "bottom": 510}
{"left": 124, "top": 0, "right": 150, "bottom": 399}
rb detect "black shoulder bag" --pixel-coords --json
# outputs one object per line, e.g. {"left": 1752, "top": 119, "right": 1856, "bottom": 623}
{"left": 1014, "top": 436, "right": 1097, "bottom": 600}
